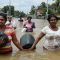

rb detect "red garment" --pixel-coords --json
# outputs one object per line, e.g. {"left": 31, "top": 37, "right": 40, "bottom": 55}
{"left": 0, "top": 25, "right": 15, "bottom": 54}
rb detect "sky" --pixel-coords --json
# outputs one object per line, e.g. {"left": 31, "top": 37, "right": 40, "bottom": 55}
{"left": 0, "top": 0, "right": 55, "bottom": 14}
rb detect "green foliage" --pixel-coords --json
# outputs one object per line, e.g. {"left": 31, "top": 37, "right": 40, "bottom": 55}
{"left": 14, "top": 10, "right": 20, "bottom": 17}
{"left": 57, "top": 6, "right": 60, "bottom": 13}
{"left": 1, "top": 5, "right": 14, "bottom": 16}
{"left": 19, "top": 11, "right": 26, "bottom": 17}
{"left": 1, "top": 5, "right": 26, "bottom": 17}
{"left": 40, "top": 2, "right": 47, "bottom": 8}
{"left": 29, "top": 5, "right": 35, "bottom": 15}
{"left": 10, "top": 6, "right": 14, "bottom": 16}
{"left": 48, "top": 9, "right": 53, "bottom": 14}
{"left": 1, "top": 6, "right": 9, "bottom": 13}
{"left": 14, "top": 11, "right": 26, "bottom": 18}
{"left": 1, "top": 0, "right": 60, "bottom": 17}
{"left": 50, "top": 0, "right": 60, "bottom": 14}
{"left": 29, "top": 0, "right": 60, "bottom": 16}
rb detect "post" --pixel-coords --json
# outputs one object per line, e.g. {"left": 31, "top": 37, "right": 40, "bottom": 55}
{"left": 46, "top": 0, "right": 48, "bottom": 18}
{"left": 9, "top": 0, "right": 11, "bottom": 16}
{"left": 0, "top": 0, "right": 2, "bottom": 13}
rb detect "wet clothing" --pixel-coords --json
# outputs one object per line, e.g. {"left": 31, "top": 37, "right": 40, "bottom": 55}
{"left": 23, "top": 22, "right": 35, "bottom": 32}
{"left": 11, "top": 20, "right": 17, "bottom": 29}
{"left": 23, "top": 20, "right": 28, "bottom": 26}
{"left": 41, "top": 26, "right": 60, "bottom": 50}
{"left": 0, "top": 25, "right": 15, "bottom": 54}
{"left": 5, "top": 20, "right": 17, "bottom": 29}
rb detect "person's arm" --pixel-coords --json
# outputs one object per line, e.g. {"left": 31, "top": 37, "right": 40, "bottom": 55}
{"left": 29, "top": 32, "right": 45, "bottom": 50}
{"left": 11, "top": 21, "right": 17, "bottom": 29}
{"left": 23, "top": 20, "right": 28, "bottom": 28}
{"left": 23, "top": 24, "right": 26, "bottom": 28}
{"left": 32, "top": 22, "right": 35, "bottom": 28}
{"left": 12, "top": 32, "right": 23, "bottom": 50}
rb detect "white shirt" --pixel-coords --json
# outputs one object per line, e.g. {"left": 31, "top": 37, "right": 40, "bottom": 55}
{"left": 41, "top": 26, "right": 60, "bottom": 50}
{"left": 11, "top": 20, "right": 17, "bottom": 28}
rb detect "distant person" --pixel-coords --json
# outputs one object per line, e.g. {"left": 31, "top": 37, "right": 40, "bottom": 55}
{"left": 11, "top": 19, "right": 17, "bottom": 29}
{"left": 29, "top": 14, "right": 60, "bottom": 51}
{"left": 18, "top": 16, "right": 23, "bottom": 22}
{"left": 6, "top": 16, "right": 17, "bottom": 29}
{"left": 23, "top": 17, "right": 28, "bottom": 26}
{"left": 0, "top": 13, "right": 22, "bottom": 54}
{"left": 23, "top": 16, "right": 35, "bottom": 32}
{"left": 5, "top": 16, "right": 13, "bottom": 29}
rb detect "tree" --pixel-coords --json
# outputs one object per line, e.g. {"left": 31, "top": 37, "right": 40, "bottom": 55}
{"left": 37, "top": 2, "right": 47, "bottom": 15}
{"left": 19, "top": 11, "right": 26, "bottom": 18}
{"left": 1, "top": 5, "right": 14, "bottom": 16}
{"left": 57, "top": 6, "right": 60, "bottom": 13}
{"left": 30, "top": 5, "right": 35, "bottom": 15}
{"left": 1, "top": 6, "right": 9, "bottom": 13}
{"left": 40, "top": 2, "right": 46, "bottom": 8}
{"left": 50, "top": 3, "right": 57, "bottom": 13}
{"left": 55, "top": 0, "right": 60, "bottom": 6}
{"left": 14, "top": 11, "right": 26, "bottom": 18}
{"left": 14, "top": 10, "right": 20, "bottom": 17}
{"left": 50, "top": 0, "right": 60, "bottom": 14}
{"left": 10, "top": 6, "right": 14, "bottom": 16}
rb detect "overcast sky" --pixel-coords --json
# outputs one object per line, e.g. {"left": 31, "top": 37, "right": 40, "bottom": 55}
{"left": 0, "top": 0, "right": 55, "bottom": 14}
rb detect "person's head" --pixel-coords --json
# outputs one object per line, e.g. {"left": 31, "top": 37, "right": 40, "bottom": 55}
{"left": 27, "top": 16, "right": 32, "bottom": 22}
{"left": 0, "top": 13, "right": 7, "bottom": 26}
{"left": 47, "top": 14, "right": 59, "bottom": 27}
{"left": 7, "top": 16, "right": 12, "bottom": 22}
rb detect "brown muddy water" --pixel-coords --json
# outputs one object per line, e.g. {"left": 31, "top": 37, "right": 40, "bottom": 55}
{"left": 0, "top": 18, "right": 60, "bottom": 60}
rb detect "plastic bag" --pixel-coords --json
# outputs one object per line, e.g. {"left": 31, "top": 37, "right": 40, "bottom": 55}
{"left": 21, "top": 28, "right": 27, "bottom": 32}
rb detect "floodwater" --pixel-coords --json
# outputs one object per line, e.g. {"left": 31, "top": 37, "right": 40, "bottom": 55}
{"left": 0, "top": 18, "right": 60, "bottom": 60}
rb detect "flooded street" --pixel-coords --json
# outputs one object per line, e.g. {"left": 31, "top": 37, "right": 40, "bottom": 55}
{"left": 0, "top": 18, "right": 60, "bottom": 60}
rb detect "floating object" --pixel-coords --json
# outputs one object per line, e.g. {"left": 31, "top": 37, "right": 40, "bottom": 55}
{"left": 20, "top": 34, "right": 35, "bottom": 49}
{"left": 0, "top": 32, "right": 9, "bottom": 47}
{"left": 21, "top": 28, "right": 27, "bottom": 32}
{"left": 5, "top": 21, "right": 10, "bottom": 25}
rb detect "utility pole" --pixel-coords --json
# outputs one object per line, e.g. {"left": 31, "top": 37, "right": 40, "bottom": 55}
{"left": 9, "top": 0, "right": 11, "bottom": 16}
{"left": 0, "top": 3, "right": 1, "bottom": 12}
{"left": 46, "top": 0, "right": 48, "bottom": 18}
